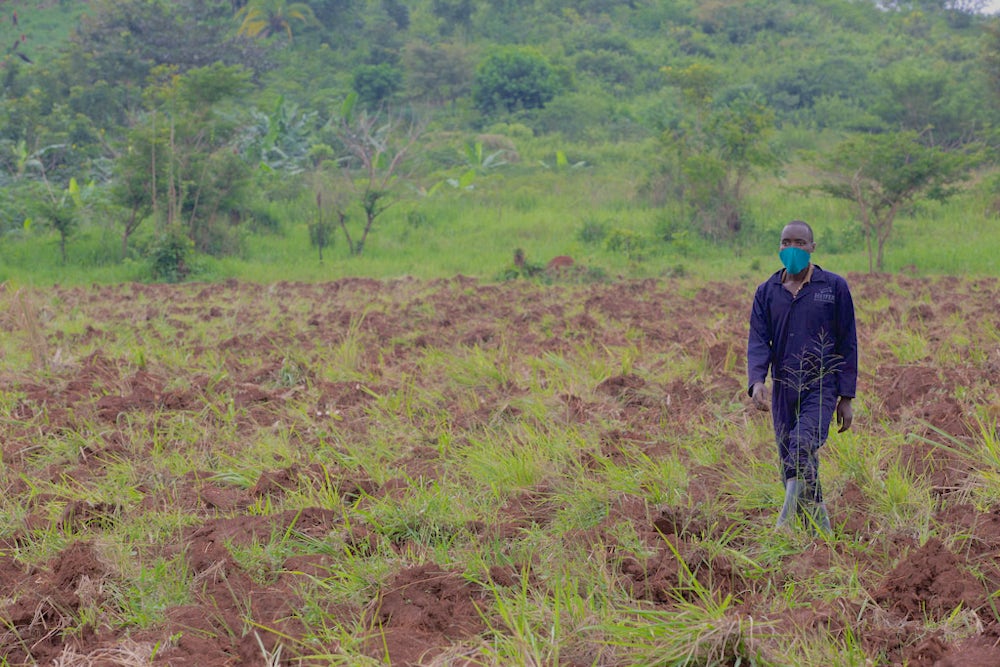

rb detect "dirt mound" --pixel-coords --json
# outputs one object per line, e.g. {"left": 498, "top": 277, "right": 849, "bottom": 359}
{"left": 366, "top": 564, "right": 489, "bottom": 665}
{"left": 873, "top": 538, "right": 984, "bottom": 621}
{"left": 0, "top": 541, "right": 114, "bottom": 665}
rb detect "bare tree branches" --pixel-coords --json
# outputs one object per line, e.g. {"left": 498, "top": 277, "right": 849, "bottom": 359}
{"left": 329, "top": 101, "right": 426, "bottom": 256}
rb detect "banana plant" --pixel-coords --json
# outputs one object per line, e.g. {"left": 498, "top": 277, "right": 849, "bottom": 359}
{"left": 539, "top": 149, "right": 587, "bottom": 170}
{"left": 34, "top": 176, "right": 101, "bottom": 264}
{"left": 422, "top": 139, "right": 506, "bottom": 196}
{"left": 241, "top": 95, "right": 315, "bottom": 172}
{"left": 464, "top": 140, "right": 508, "bottom": 173}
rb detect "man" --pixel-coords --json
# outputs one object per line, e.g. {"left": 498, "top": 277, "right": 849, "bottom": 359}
{"left": 747, "top": 220, "right": 858, "bottom": 534}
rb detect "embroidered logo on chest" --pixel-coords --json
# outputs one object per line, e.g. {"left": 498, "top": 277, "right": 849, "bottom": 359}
{"left": 814, "top": 288, "right": 835, "bottom": 303}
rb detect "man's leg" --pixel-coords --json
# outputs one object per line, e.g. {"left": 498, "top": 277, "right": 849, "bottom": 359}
{"left": 786, "top": 386, "right": 837, "bottom": 533}
{"left": 772, "top": 389, "right": 801, "bottom": 528}
{"left": 774, "top": 384, "right": 836, "bottom": 532}
{"left": 775, "top": 477, "right": 801, "bottom": 528}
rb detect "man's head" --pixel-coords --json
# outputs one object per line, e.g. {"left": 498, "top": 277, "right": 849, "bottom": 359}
{"left": 780, "top": 220, "right": 815, "bottom": 253}
{"left": 779, "top": 220, "right": 815, "bottom": 275}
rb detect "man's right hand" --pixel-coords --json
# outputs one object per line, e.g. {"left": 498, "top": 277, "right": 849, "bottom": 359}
{"left": 751, "top": 382, "right": 770, "bottom": 411}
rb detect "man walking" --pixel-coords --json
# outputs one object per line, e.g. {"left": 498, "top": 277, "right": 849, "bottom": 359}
{"left": 748, "top": 220, "right": 858, "bottom": 533}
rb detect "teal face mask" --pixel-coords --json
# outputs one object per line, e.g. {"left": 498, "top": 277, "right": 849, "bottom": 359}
{"left": 779, "top": 247, "right": 810, "bottom": 275}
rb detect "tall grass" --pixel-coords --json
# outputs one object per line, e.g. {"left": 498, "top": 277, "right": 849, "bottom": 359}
{"left": 5, "top": 153, "right": 1000, "bottom": 286}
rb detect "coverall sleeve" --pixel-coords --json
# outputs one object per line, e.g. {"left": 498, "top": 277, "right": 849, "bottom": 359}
{"left": 747, "top": 285, "right": 772, "bottom": 396}
{"left": 835, "top": 280, "right": 858, "bottom": 398}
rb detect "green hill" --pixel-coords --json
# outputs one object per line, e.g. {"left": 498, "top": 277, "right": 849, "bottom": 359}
{"left": 1, "top": 0, "right": 999, "bottom": 284}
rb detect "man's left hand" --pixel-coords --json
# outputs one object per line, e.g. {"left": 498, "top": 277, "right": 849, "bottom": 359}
{"left": 836, "top": 397, "right": 853, "bottom": 433}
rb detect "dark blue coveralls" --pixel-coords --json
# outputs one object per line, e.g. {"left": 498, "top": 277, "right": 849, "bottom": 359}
{"left": 747, "top": 265, "right": 858, "bottom": 502}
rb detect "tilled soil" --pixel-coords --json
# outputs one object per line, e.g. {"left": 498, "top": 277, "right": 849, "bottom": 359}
{"left": 1, "top": 274, "right": 999, "bottom": 666}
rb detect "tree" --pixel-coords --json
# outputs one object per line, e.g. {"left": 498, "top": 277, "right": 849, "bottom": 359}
{"left": 381, "top": 0, "right": 410, "bottom": 29}
{"left": 35, "top": 191, "right": 79, "bottom": 265}
{"left": 33, "top": 178, "right": 98, "bottom": 264}
{"left": 403, "top": 41, "right": 473, "bottom": 107}
{"left": 431, "top": 0, "right": 475, "bottom": 37}
{"left": 352, "top": 63, "right": 404, "bottom": 109}
{"left": 236, "top": 0, "right": 318, "bottom": 39}
{"left": 328, "top": 95, "right": 425, "bottom": 256}
{"left": 110, "top": 127, "right": 158, "bottom": 259}
{"left": 71, "top": 0, "right": 268, "bottom": 84}
{"left": 309, "top": 192, "right": 335, "bottom": 262}
{"left": 981, "top": 20, "right": 1000, "bottom": 100}
{"left": 812, "top": 130, "right": 976, "bottom": 272}
{"left": 659, "top": 66, "right": 784, "bottom": 238}
{"left": 472, "top": 47, "right": 558, "bottom": 115}
{"left": 17, "top": 141, "right": 98, "bottom": 263}
{"left": 759, "top": 57, "right": 873, "bottom": 114}
{"left": 134, "top": 63, "right": 257, "bottom": 255}
{"left": 869, "top": 62, "right": 988, "bottom": 147}
{"left": 702, "top": 92, "right": 783, "bottom": 225}
{"left": 305, "top": 0, "right": 358, "bottom": 29}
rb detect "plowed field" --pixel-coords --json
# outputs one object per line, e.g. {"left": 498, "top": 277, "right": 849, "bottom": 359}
{"left": 1, "top": 274, "right": 999, "bottom": 666}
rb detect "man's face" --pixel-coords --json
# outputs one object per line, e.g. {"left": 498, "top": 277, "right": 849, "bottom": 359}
{"left": 779, "top": 224, "right": 816, "bottom": 254}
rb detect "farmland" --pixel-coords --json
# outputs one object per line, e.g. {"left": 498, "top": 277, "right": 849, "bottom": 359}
{"left": 1, "top": 274, "right": 999, "bottom": 665}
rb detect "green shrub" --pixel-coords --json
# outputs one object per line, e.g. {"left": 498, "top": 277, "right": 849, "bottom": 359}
{"left": 407, "top": 209, "right": 430, "bottom": 228}
{"left": 578, "top": 218, "right": 609, "bottom": 244}
{"left": 605, "top": 227, "right": 649, "bottom": 262}
{"left": 473, "top": 47, "right": 558, "bottom": 115}
{"left": 352, "top": 63, "right": 404, "bottom": 109}
{"left": 149, "top": 225, "right": 194, "bottom": 283}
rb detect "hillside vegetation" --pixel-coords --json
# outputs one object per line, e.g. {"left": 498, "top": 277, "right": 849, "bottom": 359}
{"left": 1, "top": 0, "right": 1000, "bottom": 283}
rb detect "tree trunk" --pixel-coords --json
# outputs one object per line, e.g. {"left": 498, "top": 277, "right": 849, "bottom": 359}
{"left": 338, "top": 210, "right": 355, "bottom": 255}
{"left": 358, "top": 212, "right": 375, "bottom": 256}
{"left": 122, "top": 209, "right": 137, "bottom": 260}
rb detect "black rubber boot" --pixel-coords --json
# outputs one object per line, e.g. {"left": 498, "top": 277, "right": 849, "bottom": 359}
{"left": 775, "top": 478, "right": 802, "bottom": 529}
{"left": 799, "top": 478, "right": 832, "bottom": 536}
{"left": 803, "top": 502, "right": 832, "bottom": 536}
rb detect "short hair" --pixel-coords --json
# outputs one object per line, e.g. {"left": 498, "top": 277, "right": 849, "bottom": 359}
{"left": 786, "top": 220, "right": 814, "bottom": 242}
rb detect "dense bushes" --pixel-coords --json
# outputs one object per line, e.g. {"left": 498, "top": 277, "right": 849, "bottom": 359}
{"left": 1, "top": 0, "right": 999, "bottom": 282}
{"left": 472, "top": 48, "right": 559, "bottom": 115}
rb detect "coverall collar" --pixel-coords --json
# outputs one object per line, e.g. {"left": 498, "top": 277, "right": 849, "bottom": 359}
{"left": 770, "top": 264, "right": 829, "bottom": 286}
{"left": 781, "top": 263, "right": 815, "bottom": 286}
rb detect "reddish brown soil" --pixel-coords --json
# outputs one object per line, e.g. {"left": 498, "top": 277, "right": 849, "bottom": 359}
{"left": 0, "top": 274, "right": 998, "bottom": 665}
